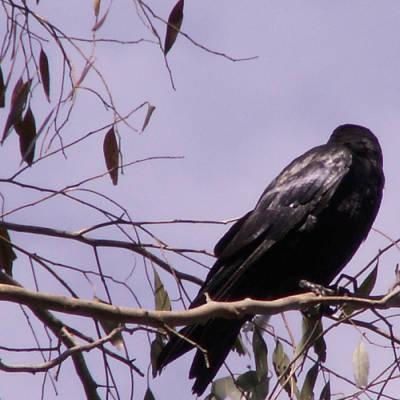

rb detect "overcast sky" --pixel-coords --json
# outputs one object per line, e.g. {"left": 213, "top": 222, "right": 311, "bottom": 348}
{"left": 1, "top": 1, "right": 400, "bottom": 399}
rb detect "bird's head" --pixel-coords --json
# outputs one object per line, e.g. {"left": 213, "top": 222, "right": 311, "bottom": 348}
{"left": 328, "top": 124, "right": 383, "bottom": 167}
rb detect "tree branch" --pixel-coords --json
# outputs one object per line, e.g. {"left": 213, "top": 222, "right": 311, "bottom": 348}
{"left": 2, "top": 221, "right": 203, "bottom": 286}
{"left": 0, "top": 276, "right": 399, "bottom": 329}
{"left": 0, "top": 273, "right": 101, "bottom": 400}
{"left": 0, "top": 326, "right": 123, "bottom": 373}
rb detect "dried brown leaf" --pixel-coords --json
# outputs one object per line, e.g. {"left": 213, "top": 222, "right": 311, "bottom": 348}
{"left": 0, "top": 223, "right": 17, "bottom": 276}
{"left": 164, "top": 0, "right": 184, "bottom": 55}
{"left": 93, "top": 0, "right": 101, "bottom": 16}
{"left": 15, "top": 106, "right": 36, "bottom": 166}
{"left": 39, "top": 49, "right": 50, "bottom": 102}
{"left": 1, "top": 78, "right": 32, "bottom": 144}
{"left": 103, "top": 127, "right": 119, "bottom": 185}
{"left": 0, "top": 65, "right": 5, "bottom": 108}
{"left": 142, "top": 104, "right": 156, "bottom": 132}
{"left": 92, "top": 7, "right": 110, "bottom": 31}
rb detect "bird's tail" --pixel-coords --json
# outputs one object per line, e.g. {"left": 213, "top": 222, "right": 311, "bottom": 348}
{"left": 156, "top": 318, "right": 245, "bottom": 396}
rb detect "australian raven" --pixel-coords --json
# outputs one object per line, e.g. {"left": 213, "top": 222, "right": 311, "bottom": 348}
{"left": 156, "top": 124, "right": 384, "bottom": 395}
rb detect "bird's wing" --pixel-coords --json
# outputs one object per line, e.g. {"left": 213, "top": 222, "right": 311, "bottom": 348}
{"left": 205, "top": 145, "right": 353, "bottom": 296}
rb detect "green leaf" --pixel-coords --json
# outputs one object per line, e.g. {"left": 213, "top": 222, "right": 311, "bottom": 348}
{"left": 236, "top": 370, "right": 259, "bottom": 391}
{"left": 253, "top": 326, "right": 268, "bottom": 374}
{"left": 154, "top": 269, "right": 171, "bottom": 311}
{"left": 150, "top": 333, "right": 165, "bottom": 378}
{"left": 273, "top": 340, "right": 299, "bottom": 397}
{"left": 143, "top": 387, "right": 156, "bottom": 400}
{"left": 343, "top": 265, "right": 378, "bottom": 316}
{"left": 212, "top": 377, "right": 241, "bottom": 400}
{"left": 93, "top": 296, "right": 124, "bottom": 350}
{"left": 164, "top": 0, "right": 184, "bottom": 55}
{"left": 300, "top": 363, "right": 318, "bottom": 400}
{"left": 296, "top": 316, "right": 326, "bottom": 362}
{"left": 252, "top": 326, "right": 269, "bottom": 399}
{"left": 357, "top": 264, "right": 378, "bottom": 296}
{"left": 232, "top": 332, "right": 248, "bottom": 356}
{"left": 319, "top": 381, "right": 330, "bottom": 400}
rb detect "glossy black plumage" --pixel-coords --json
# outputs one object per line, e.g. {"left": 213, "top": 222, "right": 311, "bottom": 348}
{"left": 156, "top": 124, "right": 384, "bottom": 395}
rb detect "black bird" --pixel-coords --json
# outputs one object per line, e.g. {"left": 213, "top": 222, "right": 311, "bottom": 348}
{"left": 156, "top": 124, "right": 384, "bottom": 395}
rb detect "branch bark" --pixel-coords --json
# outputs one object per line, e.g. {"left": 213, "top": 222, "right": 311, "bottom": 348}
{"left": 0, "top": 274, "right": 399, "bottom": 328}
{"left": 2, "top": 221, "right": 203, "bottom": 286}
{"left": 0, "top": 273, "right": 101, "bottom": 400}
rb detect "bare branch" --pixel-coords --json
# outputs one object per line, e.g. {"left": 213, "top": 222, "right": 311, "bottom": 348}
{"left": 0, "top": 276, "right": 399, "bottom": 329}
{"left": 2, "top": 221, "right": 203, "bottom": 286}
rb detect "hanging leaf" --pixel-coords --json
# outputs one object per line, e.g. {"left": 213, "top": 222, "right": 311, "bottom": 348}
{"left": 14, "top": 106, "right": 36, "bottom": 166}
{"left": 11, "top": 77, "right": 24, "bottom": 105}
{"left": 92, "top": 7, "right": 110, "bottom": 31}
{"left": 103, "top": 127, "right": 119, "bottom": 185}
{"left": 93, "top": 0, "right": 101, "bottom": 16}
{"left": 232, "top": 332, "right": 248, "bottom": 356}
{"left": 273, "top": 340, "right": 299, "bottom": 397}
{"left": 353, "top": 339, "right": 369, "bottom": 388}
{"left": 0, "top": 65, "right": 5, "bottom": 108}
{"left": 141, "top": 103, "right": 156, "bottom": 132}
{"left": 164, "top": 0, "right": 184, "bottom": 55}
{"left": 0, "top": 223, "right": 17, "bottom": 276}
{"left": 342, "top": 265, "right": 378, "bottom": 317}
{"left": 154, "top": 269, "right": 171, "bottom": 311}
{"left": 150, "top": 333, "right": 165, "bottom": 377}
{"left": 236, "top": 370, "right": 259, "bottom": 391}
{"left": 319, "top": 381, "right": 330, "bottom": 400}
{"left": 93, "top": 296, "right": 124, "bottom": 350}
{"left": 212, "top": 376, "right": 242, "bottom": 400}
{"left": 296, "top": 316, "right": 326, "bottom": 362}
{"left": 252, "top": 325, "right": 269, "bottom": 399}
{"left": 300, "top": 363, "right": 319, "bottom": 400}
{"left": 2, "top": 78, "right": 32, "bottom": 144}
{"left": 357, "top": 264, "right": 378, "bottom": 297}
{"left": 143, "top": 387, "right": 156, "bottom": 400}
{"left": 39, "top": 49, "right": 50, "bottom": 102}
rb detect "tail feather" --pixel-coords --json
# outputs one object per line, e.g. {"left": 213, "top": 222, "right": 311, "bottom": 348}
{"left": 156, "top": 317, "right": 246, "bottom": 396}
{"left": 156, "top": 325, "right": 199, "bottom": 371}
{"left": 189, "top": 318, "right": 244, "bottom": 395}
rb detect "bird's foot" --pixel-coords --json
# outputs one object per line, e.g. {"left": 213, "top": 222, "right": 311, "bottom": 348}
{"left": 299, "top": 279, "right": 336, "bottom": 296}
{"left": 299, "top": 279, "right": 351, "bottom": 317}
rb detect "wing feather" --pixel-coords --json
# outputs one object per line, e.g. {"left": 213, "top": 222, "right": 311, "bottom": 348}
{"left": 203, "top": 146, "right": 352, "bottom": 300}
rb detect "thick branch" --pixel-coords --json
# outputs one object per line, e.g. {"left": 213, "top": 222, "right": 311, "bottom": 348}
{"left": 0, "top": 281, "right": 399, "bottom": 328}
{"left": 0, "top": 273, "right": 101, "bottom": 400}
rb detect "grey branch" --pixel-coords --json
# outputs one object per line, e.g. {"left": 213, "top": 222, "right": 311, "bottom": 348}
{"left": 0, "top": 326, "right": 123, "bottom": 373}
{"left": 0, "top": 280, "right": 399, "bottom": 328}
{"left": 2, "top": 221, "right": 203, "bottom": 286}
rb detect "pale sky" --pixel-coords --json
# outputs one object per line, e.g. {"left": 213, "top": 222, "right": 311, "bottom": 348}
{"left": 1, "top": 1, "right": 400, "bottom": 399}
